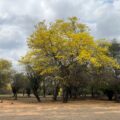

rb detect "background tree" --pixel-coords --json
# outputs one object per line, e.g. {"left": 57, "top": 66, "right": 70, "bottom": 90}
{"left": 0, "top": 59, "right": 12, "bottom": 92}
{"left": 108, "top": 39, "right": 120, "bottom": 101}
{"left": 11, "top": 72, "right": 31, "bottom": 100}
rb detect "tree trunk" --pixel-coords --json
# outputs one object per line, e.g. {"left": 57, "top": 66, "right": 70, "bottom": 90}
{"left": 114, "top": 91, "right": 119, "bottom": 102}
{"left": 43, "top": 81, "right": 46, "bottom": 98}
{"left": 62, "top": 86, "right": 69, "bottom": 103}
{"left": 91, "top": 87, "right": 95, "bottom": 98}
{"left": 14, "top": 93, "right": 17, "bottom": 100}
{"left": 73, "top": 87, "right": 78, "bottom": 99}
{"left": 12, "top": 87, "right": 18, "bottom": 100}
{"left": 106, "top": 90, "right": 114, "bottom": 101}
{"left": 23, "top": 89, "right": 25, "bottom": 97}
{"left": 53, "top": 86, "right": 59, "bottom": 101}
{"left": 33, "top": 90, "right": 41, "bottom": 102}
{"left": 26, "top": 88, "right": 31, "bottom": 97}
{"left": 68, "top": 86, "right": 72, "bottom": 99}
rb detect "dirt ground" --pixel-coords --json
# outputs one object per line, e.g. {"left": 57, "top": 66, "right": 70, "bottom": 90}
{"left": 0, "top": 97, "right": 120, "bottom": 120}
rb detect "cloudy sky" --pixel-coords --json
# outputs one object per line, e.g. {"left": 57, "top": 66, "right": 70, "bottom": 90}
{"left": 0, "top": 0, "right": 120, "bottom": 68}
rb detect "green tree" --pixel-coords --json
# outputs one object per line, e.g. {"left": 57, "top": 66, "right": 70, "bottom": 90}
{"left": 0, "top": 59, "right": 12, "bottom": 90}
{"left": 108, "top": 39, "right": 120, "bottom": 101}
{"left": 11, "top": 72, "right": 31, "bottom": 100}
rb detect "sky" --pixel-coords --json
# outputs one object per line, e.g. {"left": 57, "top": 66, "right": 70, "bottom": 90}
{"left": 0, "top": 0, "right": 120, "bottom": 69}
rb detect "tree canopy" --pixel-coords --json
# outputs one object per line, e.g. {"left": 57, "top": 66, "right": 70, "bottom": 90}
{"left": 20, "top": 17, "right": 120, "bottom": 102}
{"left": 21, "top": 17, "right": 119, "bottom": 77}
{"left": 0, "top": 59, "right": 12, "bottom": 88}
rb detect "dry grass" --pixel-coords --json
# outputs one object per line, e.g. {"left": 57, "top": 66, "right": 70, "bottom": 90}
{"left": 0, "top": 96, "right": 120, "bottom": 120}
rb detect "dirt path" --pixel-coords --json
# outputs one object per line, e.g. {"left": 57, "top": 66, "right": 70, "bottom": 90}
{"left": 0, "top": 99, "right": 120, "bottom": 120}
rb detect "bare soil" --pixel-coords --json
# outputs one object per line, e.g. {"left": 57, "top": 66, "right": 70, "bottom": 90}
{"left": 0, "top": 97, "right": 120, "bottom": 120}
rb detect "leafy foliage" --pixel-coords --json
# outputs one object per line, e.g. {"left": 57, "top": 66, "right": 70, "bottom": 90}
{"left": 0, "top": 59, "right": 12, "bottom": 89}
{"left": 20, "top": 17, "right": 120, "bottom": 102}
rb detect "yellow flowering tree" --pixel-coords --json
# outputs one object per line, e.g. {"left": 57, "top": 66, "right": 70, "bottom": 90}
{"left": 21, "top": 17, "right": 119, "bottom": 102}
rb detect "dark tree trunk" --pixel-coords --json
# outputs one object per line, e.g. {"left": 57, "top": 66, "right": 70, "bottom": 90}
{"left": 26, "top": 65, "right": 41, "bottom": 102}
{"left": 23, "top": 89, "right": 25, "bottom": 97}
{"left": 68, "top": 86, "right": 72, "bottom": 99}
{"left": 14, "top": 93, "right": 17, "bottom": 100}
{"left": 105, "top": 90, "right": 114, "bottom": 101}
{"left": 53, "top": 86, "right": 59, "bottom": 101}
{"left": 91, "top": 87, "right": 95, "bottom": 98}
{"left": 62, "top": 86, "right": 69, "bottom": 103}
{"left": 12, "top": 86, "right": 18, "bottom": 100}
{"left": 73, "top": 87, "right": 78, "bottom": 99}
{"left": 26, "top": 88, "right": 31, "bottom": 97}
{"left": 43, "top": 80, "right": 46, "bottom": 98}
{"left": 114, "top": 91, "right": 119, "bottom": 102}
{"left": 33, "top": 90, "right": 41, "bottom": 102}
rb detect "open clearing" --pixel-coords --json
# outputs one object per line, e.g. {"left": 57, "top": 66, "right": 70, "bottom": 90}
{"left": 0, "top": 97, "right": 120, "bottom": 120}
